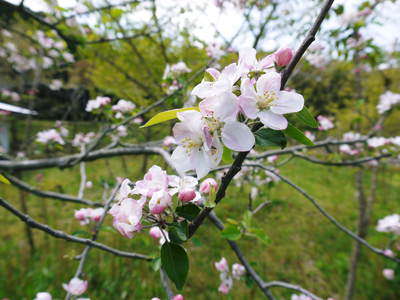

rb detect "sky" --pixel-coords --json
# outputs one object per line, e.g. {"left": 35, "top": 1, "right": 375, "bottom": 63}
{"left": 4, "top": 0, "right": 400, "bottom": 52}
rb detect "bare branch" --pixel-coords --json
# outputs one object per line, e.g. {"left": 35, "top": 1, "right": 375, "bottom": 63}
{"left": 0, "top": 197, "right": 152, "bottom": 261}
{"left": 242, "top": 163, "right": 400, "bottom": 263}
{"left": 3, "top": 173, "right": 102, "bottom": 207}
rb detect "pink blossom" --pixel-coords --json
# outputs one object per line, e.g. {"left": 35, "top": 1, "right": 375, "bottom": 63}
{"left": 200, "top": 178, "right": 218, "bottom": 194}
{"left": 304, "top": 131, "right": 316, "bottom": 142}
{"left": 377, "top": 91, "right": 400, "bottom": 114}
{"left": 168, "top": 175, "right": 198, "bottom": 196}
{"left": 72, "top": 132, "right": 96, "bottom": 147}
{"left": 218, "top": 277, "right": 233, "bottom": 294}
{"left": 151, "top": 298, "right": 161, "bottom": 300}
{"left": 116, "top": 125, "right": 128, "bottom": 137}
{"left": 267, "top": 155, "right": 278, "bottom": 163}
{"left": 74, "top": 208, "right": 93, "bottom": 225}
{"left": 317, "top": 115, "right": 334, "bottom": 131}
{"left": 239, "top": 72, "right": 304, "bottom": 130}
{"left": 192, "top": 64, "right": 240, "bottom": 99}
{"left": 232, "top": 263, "right": 246, "bottom": 279}
{"left": 383, "top": 268, "right": 395, "bottom": 280}
{"left": 291, "top": 294, "right": 312, "bottom": 300}
{"left": 376, "top": 214, "right": 400, "bottom": 235}
{"left": 90, "top": 208, "right": 105, "bottom": 222}
{"left": 163, "top": 62, "right": 191, "bottom": 79}
{"left": 112, "top": 99, "right": 136, "bottom": 113}
{"left": 149, "top": 190, "right": 171, "bottom": 214}
{"left": 163, "top": 136, "right": 177, "bottom": 147}
{"left": 85, "top": 96, "right": 111, "bottom": 112}
{"left": 383, "top": 249, "right": 395, "bottom": 258}
{"left": 149, "top": 227, "right": 169, "bottom": 244}
{"left": 199, "top": 92, "right": 255, "bottom": 152}
{"left": 274, "top": 47, "right": 293, "bottom": 67}
{"left": 237, "top": 48, "right": 274, "bottom": 75}
{"left": 36, "top": 129, "right": 65, "bottom": 145}
{"left": 62, "top": 278, "right": 88, "bottom": 296}
{"left": 215, "top": 257, "right": 229, "bottom": 272}
{"left": 133, "top": 165, "right": 169, "bottom": 197}
{"left": 172, "top": 294, "right": 184, "bottom": 300}
{"left": 133, "top": 116, "right": 144, "bottom": 124}
{"left": 116, "top": 179, "right": 134, "bottom": 202}
{"left": 109, "top": 198, "right": 144, "bottom": 238}
{"left": 34, "top": 292, "right": 52, "bottom": 300}
{"left": 171, "top": 110, "right": 222, "bottom": 178}
{"left": 367, "top": 137, "right": 387, "bottom": 148}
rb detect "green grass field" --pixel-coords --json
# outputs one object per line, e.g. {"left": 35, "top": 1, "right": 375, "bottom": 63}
{"left": 1, "top": 149, "right": 399, "bottom": 299}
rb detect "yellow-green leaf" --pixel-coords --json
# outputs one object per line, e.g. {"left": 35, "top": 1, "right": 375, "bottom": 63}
{"left": 141, "top": 107, "right": 199, "bottom": 128}
{"left": 0, "top": 174, "right": 10, "bottom": 184}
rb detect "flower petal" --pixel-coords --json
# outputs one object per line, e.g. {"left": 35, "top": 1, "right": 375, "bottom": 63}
{"left": 270, "top": 91, "right": 304, "bottom": 114}
{"left": 258, "top": 110, "right": 288, "bottom": 130}
{"left": 239, "top": 95, "right": 259, "bottom": 119}
{"left": 256, "top": 72, "right": 281, "bottom": 94}
{"left": 222, "top": 121, "right": 255, "bottom": 151}
{"left": 192, "top": 81, "right": 215, "bottom": 98}
{"left": 171, "top": 146, "right": 193, "bottom": 174}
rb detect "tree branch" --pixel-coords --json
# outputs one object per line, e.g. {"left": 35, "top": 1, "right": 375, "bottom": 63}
{"left": 0, "top": 197, "right": 152, "bottom": 261}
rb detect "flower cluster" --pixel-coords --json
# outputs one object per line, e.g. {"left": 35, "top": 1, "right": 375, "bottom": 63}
{"left": 162, "top": 61, "right": 192, "bottom": 93}
{"left": 74, "top": 207, "right": 105, "bottom": 226}
{"left": 112, "top": 99, "right": 136, "bottom": 119}
{"left": 376, "top": 91, "right": 400, "bottom": 114}
{"left": 171, "top": 47, "right": 303, "bottom": 178}
{"left": 214, "top": 257, "right": 246, "bottom": 294}
{"left": 108, "top": 165, "right": 214, "bottom": 239}
{"left": 85, "top": 96, "right": 111, "bottom": 112}
{"left": 376, "top": 214, "right": 400, "bottom": 235}
{"left": 36, "top": 129, "right": 65, "bottom": 145}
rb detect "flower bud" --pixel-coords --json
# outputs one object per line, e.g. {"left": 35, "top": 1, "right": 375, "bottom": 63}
{"left": 172, "top": 295, "right": 184, "bottom": 300}
{"left": 274, "top": 47, "right": 293, "bottom": 67}
{"left": 200, "top": 178, "right": 218, "bottom": 194}
{"left": 383, "top": 249, "right": 395, "bottom": 258}
{"left": 178, "top": 189, "right": 196, "bottom": 203}
{"left": 149, "top": 227, "right": 162, "bottom": 240}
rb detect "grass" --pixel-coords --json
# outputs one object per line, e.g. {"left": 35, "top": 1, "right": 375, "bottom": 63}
{"left": 0, "top": 121, "right": 399, "bottom": 299}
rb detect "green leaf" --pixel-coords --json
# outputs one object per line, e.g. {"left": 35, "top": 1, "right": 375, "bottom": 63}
{"left": 248, "top": 228, "right": 271, "bottom": 245}
{"left": 168, "top": 221, "right": 189, "bottom": 244}
{"left": 203, "top": 71, "right": 214, "bottom": 82}
{"left": 254, "top": 128, "right": 287, "bottom": 149}
{"left": 296, "top": 107, "right": 318, "bottom": 128}
{"left": 141, "top": 107, "right": 199, "bottom": 128}
{"left": 0, "top": 174, "right": 10, "bottom": 184}
{"left": 176, "top": 204, "right": 200, "bottom": 221}
{"left": 222, "top": 146, "right": 233, "bottom": 163}
{"left": 161, "top": 242, "right": 189, "bottom": 290}
{"left": 283, "top": 123, "right": 314, "bottom": 146}
{"left": 221, "top": 224, "right": 242, "bottom": 240}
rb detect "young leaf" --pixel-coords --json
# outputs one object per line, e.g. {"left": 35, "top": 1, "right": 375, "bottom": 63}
{"left": 176, "top": 204, "right": 200, "bottom": 221}
{"left": 141, "top": 107, "right": 199, "bottom": 128}
{"left": 169, "top": 221, "right": 189, "bottom": 244}
{"left": 254, "top": 128, "right": 287, "bottom": 149}
{"left": 248, "top": 228, "right": 271, "bottom": 245}
{"left": 161, "top": 242, "right": 189, "bottom": 290}
{"left": 221, "top": 224, "right": 242, "bottom": 240}
{"left": 296, "top": 107, "right": 318, "bottom": 128}
{"left": 0, "top": 174, "right": 10, "bottom": 184}
{"left": 283, "top": 123, "right": 314, "bottom": 146}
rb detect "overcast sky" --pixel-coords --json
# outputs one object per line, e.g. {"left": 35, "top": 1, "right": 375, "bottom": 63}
{"left": 4, "top": 0, "right": 400, "bottom": 52}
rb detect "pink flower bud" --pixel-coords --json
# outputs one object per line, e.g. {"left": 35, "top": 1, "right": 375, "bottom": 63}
{"left": 274, "top": 47, "right": 293, "bottom": 67}
{"left": 178, "top": 189, "right": 196, "bottom": 203}
{"left": 218, "top": 281, "right": 231, "bottom": 294}
{"left": 172, "top": 295, "right": 184, "bottom": 300}
{"left": 149, "top": 227, "right": 162, "bottom": 240}
{"left": 200, "top": 178, "right": 218, "bottom": 194}
{"left": 232, "top": 263, "right": 246, "bottom": 279}
{"left": 383, "top": 268, "right": 395, "bottom": 280}
{"left": 34, "top": 292, "right": 52, "bottom": 300}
